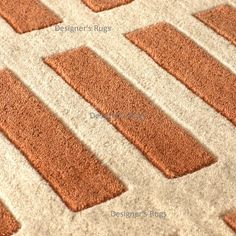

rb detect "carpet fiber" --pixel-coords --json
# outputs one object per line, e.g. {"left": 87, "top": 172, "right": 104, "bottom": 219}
{"left": 0, "top": 0, "right": 236, "bottom": 235}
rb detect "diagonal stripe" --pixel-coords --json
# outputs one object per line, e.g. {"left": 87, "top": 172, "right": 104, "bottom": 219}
{"left": 194, "top": 4, "right": 236, "bottom": 46}
{"left": 0, "top": 201, "right": 20, "bottom": 236}
{"left": 82, "top": 0, "right": 134, "bottom": 12}
{"left": 126, "top": 22, "right": 236, "bottom": 127}
{"left": 44, "top": 46, "right": 215, "bottom": 178}
{"left": 0, "top": 69, "right": 126, "bottom": 212}
{"left": 0, "top": 0, "right": 61, "bottom": 33}
{"left": 224, "top": 210, "right": 236, "bottom": 233}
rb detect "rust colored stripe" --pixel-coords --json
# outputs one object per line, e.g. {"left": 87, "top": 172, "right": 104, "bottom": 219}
{"left": 0, "top": 69, "right": 126, "bottom": 212}
{"left": 82, "top": 0, "right": 134, "bottom": 12}
{"left": 44, "top": 46, "right": 215, "bottom": 178}
{"left": 0, "top": 201, "right": 20, "bottom": 236}
{"left": 224, "top": 211, "right": 236, "bottom": 233}
{"left": 195, "top": 4, "right": 236, "bottom": 46}
{"left": 0, "top": 0, "right": 61, "bottom": 33}
{"left": 126, "top": 22, "right": 236, "bottom": 126}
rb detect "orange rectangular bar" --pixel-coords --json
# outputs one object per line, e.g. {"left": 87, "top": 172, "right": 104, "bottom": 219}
{"left": 195, "top": 4, "right": 236, "bottom": 46}
{"left": 0, "top": 69, "right": 125, "bottom": 212}
{"left": 0, "top": 0, "right": 61, "bottom": 33}
{"left": 44, "top": 46, "right": 215, "bottom": 178}
{"left": 126, "top": 22, "right": 236, "bottom": 126}
{"left": 82, "top": 0, "right": 134, "bottom": 12}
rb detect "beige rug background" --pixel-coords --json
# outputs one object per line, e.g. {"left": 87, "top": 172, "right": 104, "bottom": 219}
{"left": 0, "top": 0, "right": 236, "bottom": 235}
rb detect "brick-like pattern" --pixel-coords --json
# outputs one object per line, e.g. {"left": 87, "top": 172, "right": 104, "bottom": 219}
{"left": 0, "top": 0, "right": 235, "bottom": 235}
{"left": 44, "top": 46, "right": 215, "bottom": 178}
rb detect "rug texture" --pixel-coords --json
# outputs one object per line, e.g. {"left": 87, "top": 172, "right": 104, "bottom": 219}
{"left": 0, "top": 0, "right": 236, "bottom": 235}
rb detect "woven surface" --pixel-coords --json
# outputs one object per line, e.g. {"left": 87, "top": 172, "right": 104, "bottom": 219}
{"left": 0, "top": 0, "right": 236, "bottom": 235}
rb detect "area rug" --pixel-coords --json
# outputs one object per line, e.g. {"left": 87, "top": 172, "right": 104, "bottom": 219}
{"left": 0, "top": 0, "right": 236, "bottom": 235}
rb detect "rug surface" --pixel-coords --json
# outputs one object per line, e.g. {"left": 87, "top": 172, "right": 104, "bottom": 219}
{"left": 0, "top": 0, "right": 236, "bottom": 235}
